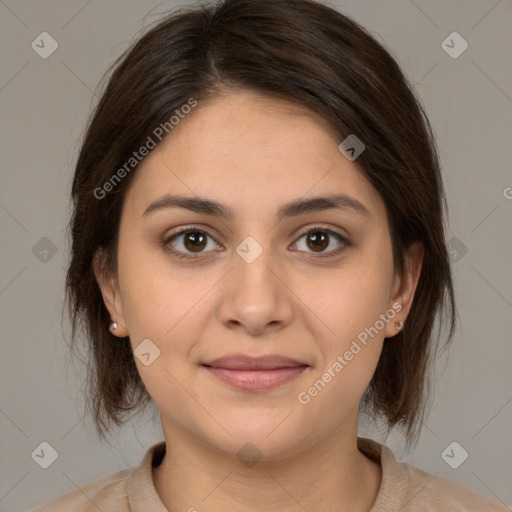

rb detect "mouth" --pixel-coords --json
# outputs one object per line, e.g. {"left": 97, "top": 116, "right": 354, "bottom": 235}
{"left": 201, "top": 354, "right": 310, "bottom": 391}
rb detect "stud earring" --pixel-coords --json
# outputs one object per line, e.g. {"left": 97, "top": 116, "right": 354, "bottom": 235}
{"left": 395, "top": 320, "right": 404, "bottom": 331}
{"left": 109, "top": 321, "right": 118, "bottom": 332}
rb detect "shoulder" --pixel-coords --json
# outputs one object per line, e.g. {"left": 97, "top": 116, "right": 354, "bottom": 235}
{"left": 31, "top": 467, "right": 132, "bottom": 511}
{"left": 399, "top": 461, "right": 509, "bottom": 511}
{"left": 357, "top": 437, "right": 509, "bottom": 512}
{"left": 31, "top": 440, "right": 166, "bottom": 512}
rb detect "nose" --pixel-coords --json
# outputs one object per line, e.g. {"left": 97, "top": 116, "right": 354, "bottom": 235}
{"left": 217, "top": 244, "right": 294, "bottom": 336}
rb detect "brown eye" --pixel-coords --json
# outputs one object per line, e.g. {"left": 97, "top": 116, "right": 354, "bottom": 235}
{"left": 182, "top": 231, "right": 207, "bottom": 252}
{"left": 305, "top": 231, "right": 329, "bottom": 252}
{"left": 163, "top": 227, "right": 221, "bottom": 259}
{"left": 292, "top": 226, "right": 348, "bottom": 258}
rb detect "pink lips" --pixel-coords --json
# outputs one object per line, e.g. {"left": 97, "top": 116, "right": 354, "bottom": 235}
{"left": 201, "top": 355, "right": 309, "bottom": 391}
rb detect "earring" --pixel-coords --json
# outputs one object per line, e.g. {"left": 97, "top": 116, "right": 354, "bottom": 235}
{"left": 109, "top": 321, "right": 118, "bottom": 332}
{"left": 395, "top": 320, "right": 404, "bottom": 331}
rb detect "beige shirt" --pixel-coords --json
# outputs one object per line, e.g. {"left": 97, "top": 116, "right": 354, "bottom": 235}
{"left": 33, "top": 437, "right": 508, "bottom": 511}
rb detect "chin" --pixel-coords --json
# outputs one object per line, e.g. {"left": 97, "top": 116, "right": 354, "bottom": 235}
{"left": 202, "top": 413, "right": 313, "bottom": 462}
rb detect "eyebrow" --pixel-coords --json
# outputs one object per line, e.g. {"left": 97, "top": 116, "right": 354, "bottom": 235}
{"left": 142, "top": 193, "right": 371, "bottom": 220}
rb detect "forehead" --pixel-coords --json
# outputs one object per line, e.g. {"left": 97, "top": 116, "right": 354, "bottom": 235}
{"left": 122, "top": 91, "right": 385, "bottom": 222}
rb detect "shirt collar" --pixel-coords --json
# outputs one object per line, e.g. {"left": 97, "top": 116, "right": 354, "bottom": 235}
{"left": 126, "top": 437, "right": 407, "bottom": 511}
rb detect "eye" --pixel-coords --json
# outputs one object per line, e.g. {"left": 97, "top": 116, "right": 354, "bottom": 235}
{"left": 291, "top": 225, "right": 349, "bottom": 258}
{"left": 162, "top": 226, "right": 221, "bottom": 260}
{"left": 162, "top": 224, "right": 349, "bottom": 261}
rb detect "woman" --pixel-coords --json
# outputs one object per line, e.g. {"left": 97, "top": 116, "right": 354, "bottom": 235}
{"left": 34, "top": 0, "right": 507, "bottom": 510}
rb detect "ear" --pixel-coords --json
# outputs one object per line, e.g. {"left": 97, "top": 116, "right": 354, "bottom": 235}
{"left": 92, "top": 249, "right": 129, "bottom": 337}
{"left": 384, "top": 241, "right": 424, "bottom": 339}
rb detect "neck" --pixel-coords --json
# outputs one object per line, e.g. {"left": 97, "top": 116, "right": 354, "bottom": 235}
{"left": 153, "top": 422, "right": 382, "bottom": 512}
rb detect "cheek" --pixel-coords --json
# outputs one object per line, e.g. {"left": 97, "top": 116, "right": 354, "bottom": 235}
{"left": 295, "top": 290, "right": 389, "bottom": 424}
{"left": 116, "top": 253, "right": 212, "bottom": 410}
{"left": 301, "top": 249, "right": 394, "bottom": 344}
{"left": 116, "top": 237, "right": 205, "bottom": 340}
{"left": 296, "top": 244, "right": 394, "bottom": 392}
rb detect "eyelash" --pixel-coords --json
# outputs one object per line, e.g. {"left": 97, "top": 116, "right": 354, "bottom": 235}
{"left": 162, "top": 224, "right": 350, "bottom": 261}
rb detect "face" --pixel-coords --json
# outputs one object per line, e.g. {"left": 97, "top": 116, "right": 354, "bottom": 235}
{"left": 95, "top": 91, "right": 422, "bottom": 460}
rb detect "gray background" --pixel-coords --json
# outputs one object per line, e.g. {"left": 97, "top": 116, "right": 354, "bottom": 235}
{"left": 0, "top": 0, "right": 511, "bottom": 510}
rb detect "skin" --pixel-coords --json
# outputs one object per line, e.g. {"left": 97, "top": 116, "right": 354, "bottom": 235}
{"left": 94, "top": 90, "right": 423, "bottom": 511}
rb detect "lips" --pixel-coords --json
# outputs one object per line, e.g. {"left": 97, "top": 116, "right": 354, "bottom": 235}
{"left": 201, "top": 354, "right": 309, "bottom": 391}
{"left": 202, "top": 354, "right": 308, "bottom": 370}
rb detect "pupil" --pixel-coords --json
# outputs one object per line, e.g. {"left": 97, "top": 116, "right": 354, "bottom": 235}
{"left": 308, "top": 231, "right": 328, "bottom": 251}
{"left": 185, "top": 232, "right": 206, "bottom": 251}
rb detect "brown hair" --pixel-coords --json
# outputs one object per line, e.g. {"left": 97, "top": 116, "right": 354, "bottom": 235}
{"left": 65, "top": 0, "right": 456, "bottom": 444}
